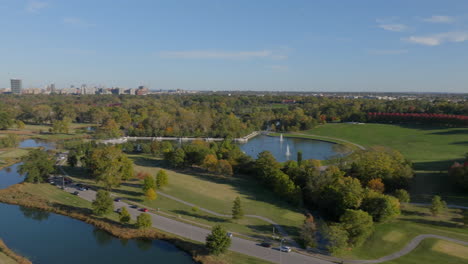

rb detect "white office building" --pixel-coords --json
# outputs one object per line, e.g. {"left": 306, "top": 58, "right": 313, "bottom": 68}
{"left": 10, "top": 79, "right": 22, "bottom": 94}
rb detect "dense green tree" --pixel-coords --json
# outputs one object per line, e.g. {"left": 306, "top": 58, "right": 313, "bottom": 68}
{"left": 96, "top": 118, "right": 122, "bottom": 138}
{"left": 448, "top": 161, "right": 468, "bottom": 191}
{"left": 361, "top": 191, "right": 400, "bottom": 222}
{"left": 232, "top": 197, "right": 244, "bottom": 220}
{"left": 142, "top": 175, "right": 156, "bottom": 192}
{"left": 430, "top": 195, "right": 447, "bottom": 216}
{"left": 0, "top": 111, "right": 13, "bottom": 130}
{"left": 394, "top": 189, "right": 410, "bottom": 203}
{"left": 205, "top": 225, "right": 231, "bottom": 255}
{"left": 216, "top": 159, "right": 233, "bottom": 176}
{"left": 324, "top": 224, "right": 349, "bottom": 254}
{"left": 88, "top": 146, "right": 134, "bottom": 189}
{"left": 18, "top": 149, "right": 55, "bottom": 183}
{"left": 136, "top": 213, "right": 152, "bottom": 229}
{"left": 340, "top": 209, "right": 374, "bottom": 247}
{"left": 156, "top": 169, "right": 169, "bottom": 188}
{"left": 92, "top": 190, "right": 114, "bottom": 216}
{"left": 119, "top": 207, "right": 131, "bottom": 224}
{"left": 166, "top": 148, "right": 186, "bottom": 168}
{"left": 297, "top": 151, "right": 303, "bottom": 166}
{"left": 0, "top": 134, "right": 19, "bottom": 148}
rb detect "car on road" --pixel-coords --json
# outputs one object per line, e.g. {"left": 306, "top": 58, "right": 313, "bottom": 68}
{"left": 280, "top": 246, "right": 291, "bottom": 253}
{"left": 130, "top": 205, "right": 138, "bottom": 209}
{"left": 73, "top": 191, "right": 79, "bottom": 196}
{"left": 227, "top": 232, "right": 233, "bottom": 238}
{"left": 140, "top": 208, "right": 149, "bottom": 212}
{"left": 115, "top": 208, "right": 122, "bottom": 213}
{"left": 114, "top": 198, "right": 122, "bottom": 202}
{"left": 260, "top": 242, "right": 272, "bottom": 248}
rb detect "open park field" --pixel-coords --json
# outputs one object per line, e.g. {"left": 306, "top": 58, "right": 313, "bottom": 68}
{"left": 382, "top": 238, "right": 468, "bottom": 264}
{"left": 0, "top": 123, "right": 96, "bottom": 141}
{"left": 300, "top": 123, "right": 468, "bottom": 205}
{"left": 63, "top": 154, "right": 305, "bottom": 241}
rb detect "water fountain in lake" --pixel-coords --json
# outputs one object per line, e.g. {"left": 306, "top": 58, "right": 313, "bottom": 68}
{"left": 280, "top": 134, "right": 283, "bottom": 142}
{"left": 285, "top": 144, "right": 291, "bottom": 156}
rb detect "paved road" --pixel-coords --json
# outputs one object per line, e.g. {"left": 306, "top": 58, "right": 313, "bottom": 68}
{"left": 64, "top": 187, "right": 332, "bottom": 264}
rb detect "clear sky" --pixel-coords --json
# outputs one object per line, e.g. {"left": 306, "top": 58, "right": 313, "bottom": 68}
{"left": 1, "top": 0, "right": 467, "bottom": 92}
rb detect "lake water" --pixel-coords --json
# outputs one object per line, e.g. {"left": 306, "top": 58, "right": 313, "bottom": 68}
{"left": 0, "top": 140, "right": 194, "bottom": 264}
{"left": 239, "top": 134, "right": 349, "bottom": 162}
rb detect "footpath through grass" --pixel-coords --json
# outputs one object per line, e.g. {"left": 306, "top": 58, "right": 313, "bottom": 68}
{"left": 339, "top": 204, "right": 468, "bottom": 260}
{"left": 382, "top": 238, "right": 468, "bottom": 264}
{"left": 63, "top": 154, "right": 305, "bottom": 241}
{"left": 303, "top": 123, "right": 468, "bottom": 205}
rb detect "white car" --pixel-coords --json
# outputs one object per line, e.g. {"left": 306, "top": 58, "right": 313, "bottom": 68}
{"left": 226, "top": 232, "right": 233, "bottom": 238}
{"left": 280, "top": 246, "right": 291, "bottom": 253}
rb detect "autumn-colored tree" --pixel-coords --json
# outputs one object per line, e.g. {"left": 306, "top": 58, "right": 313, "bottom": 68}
{"left": 145, "top": 188, "right": 157, "bottom": 201}
{"left": 88, "top": 146, "right": 134, "bottom": 189}
{"left": 216, "top": 159, "right": 233, "bottom": 176}
{"left": 202, "top": 154, "right": 218, "bottom": 172}
{"left": 367, "top": 178, "right": 385, "bottom": 193}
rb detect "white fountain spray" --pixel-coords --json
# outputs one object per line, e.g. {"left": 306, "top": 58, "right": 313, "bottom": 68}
{"left": 280, "top": 133, "right": 283, "bottom": 142}
{"left": 286, "top": 144, "right": 291, "bottom": 156}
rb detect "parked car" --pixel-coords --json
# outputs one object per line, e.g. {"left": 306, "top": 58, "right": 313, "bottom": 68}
{"left": 115, "top": 208, "right": 122, "bottom": 213}
{"left": 114, "top": 198, "right": 122, "bottom": 202}
{"left": 260, "top": 242, "right": 272, "bottom": 248}
{"left": 280, "top": 246, "right": 291, "bottom": 253}
{"left": 227, "top": 232, "right": 233, "bottom": 238}
{"left": 73, "top": 191, "right": 79, "bottom": 196}
{"left": 130, "top": 205, "right": 138, "bottom": 209}
{"left": 140, "top": 208, "right": 149, "bottom": 212}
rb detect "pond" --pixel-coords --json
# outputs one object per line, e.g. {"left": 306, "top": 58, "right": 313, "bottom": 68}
{"left": 0, "top": 140, "right": 194, "bottom": 264}
{"left": 239, "top": 134, "right": 349, "bottom": 162}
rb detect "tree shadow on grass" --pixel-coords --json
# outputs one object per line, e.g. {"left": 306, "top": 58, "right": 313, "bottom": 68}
{"left": 121, "top": 182, "right": 141, "bottom": 189}
{"left": 451, "top": 141, "right": 468, "bottom": 146}
{"left": 173, "top": 209, "right": 228, "bottom": 223}
{"left": 430, "top": 129, "right": 468, "bottom": 135}
{"left": 111, "top": 188, "right": 142, "bottom": 198}
{"left": 400, "top": 218, "right": 460, "bottom": 228}
{"left": 401, "top": 209, "right": 428, "bottom": 217}
{"left": 412, "top": 160, "right": 459, "bottom": 171}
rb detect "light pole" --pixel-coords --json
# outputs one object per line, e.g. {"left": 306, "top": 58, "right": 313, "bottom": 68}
{"left": 279, "top": 238, "right": 285, "bottom": 264}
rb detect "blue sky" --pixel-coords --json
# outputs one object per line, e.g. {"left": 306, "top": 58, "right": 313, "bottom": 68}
{"left": 1, "top": 0, "right": 468, "bottom": 92}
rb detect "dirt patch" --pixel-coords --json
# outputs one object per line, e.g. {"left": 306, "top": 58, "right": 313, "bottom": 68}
{"left": 382, "top": 231, "right": 404, "bottom": 242}
{"left": 432, "top": 240, "right": 468, "bottom": 260}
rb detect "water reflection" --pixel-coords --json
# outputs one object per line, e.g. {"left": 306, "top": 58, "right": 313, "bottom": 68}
{"left": 19, "top": 206, "right": 50, "bottom": 222}
{"left": 92, "top": 228, "right": 113, "bottom": 246}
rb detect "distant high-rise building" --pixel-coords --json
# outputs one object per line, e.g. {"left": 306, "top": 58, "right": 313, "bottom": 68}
{"left": 10, "top": 79, "right": 22, "bottom": 94}
{"left": 50, "top": 83, "right": 56, "bottom": 93}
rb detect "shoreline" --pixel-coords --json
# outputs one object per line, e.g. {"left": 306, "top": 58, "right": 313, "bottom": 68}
{"left": 0, "top": 183, "right": 214, "bottom": 264}
{"left": 0, "top": 239, "right": 32, "bottom": 264}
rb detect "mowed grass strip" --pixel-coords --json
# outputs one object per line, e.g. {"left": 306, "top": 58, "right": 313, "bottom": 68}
{"left": 382, "top": 238, "right": 468, "bottom": 264}
{"left": 432, "top": 240, "right": 468, "bottom": 260}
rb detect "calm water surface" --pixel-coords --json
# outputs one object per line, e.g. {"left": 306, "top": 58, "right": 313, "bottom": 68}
{"left": 240, "top": 135, "right": 349, "bottom": 162}
{"left": 0, "top": 140, "right": 194, "bottom": 264}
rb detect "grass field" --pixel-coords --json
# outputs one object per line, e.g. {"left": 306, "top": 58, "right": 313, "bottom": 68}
{"left": 0, "top": 148, "right": 29, "bottom": 168}
{"left": 340, "top": 204, "right": 468, "bottom": 260}
{"left": 301, "top": 123, "right": 468, "bottom": 204}
{"left": 382, "top": 238, "right": 468, "bottom": 264}
{"left": 0, "top": 123, "right": 97, "bottom": 141}
{"left": 63, "top": 154, "right": 305, "bottom": 241}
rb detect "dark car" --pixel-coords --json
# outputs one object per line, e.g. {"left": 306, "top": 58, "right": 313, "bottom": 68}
{"left": 114, "top": 198, "right": 122, "bottom": 202}
{"left": 260, "top": 242, "right": 272, "bottom": 248}
{"left": 73, "top": 191, "right": 79, "bottom": 196}
{"left": 130, "top": 205, "right": 138, "bottom": 209}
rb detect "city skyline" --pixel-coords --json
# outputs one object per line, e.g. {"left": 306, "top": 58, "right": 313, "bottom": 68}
{"left": 1, "top": 0, "right": 468, "bottom": 92}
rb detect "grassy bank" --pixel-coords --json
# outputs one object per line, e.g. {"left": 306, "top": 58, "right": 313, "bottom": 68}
{"left": 0, "top": 148, "right": 29, "bottom": 169}
{"left": 63, "top": 154, "right": 305, "bottom": 241}
{"left": 0, "top": 182, "right": 271, "bottom": 264}
{"left": 0, "top": 123, "right": 96, "bottom": 141}
{"left": 0, "top": 239, "right": 31, "bottom": 264}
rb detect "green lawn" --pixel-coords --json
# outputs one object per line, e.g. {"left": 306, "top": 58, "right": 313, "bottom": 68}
{"left": 302, "top": 123, "right": 468, "bottom": 204}
{"left": 0, "top": 123, "right": 97, "bottom": 141}
{"left": 63, "top": 154, "right": 305, "bottom": 241}
{"left": 382, "top": 238, "right": 468, "bottom": 264}
{"left": 340, "top": 204, "right": 468, "bottom": 260}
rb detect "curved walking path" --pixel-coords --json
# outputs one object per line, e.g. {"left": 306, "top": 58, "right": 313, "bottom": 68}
{"left": 158, "top": 191, "right": 298, "bottom": 246}
{"left": 409, "top": 202, "right": 468, "bottom": 210}
{"left": 343, "top": 234, "right": 468, "bottom": 264}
